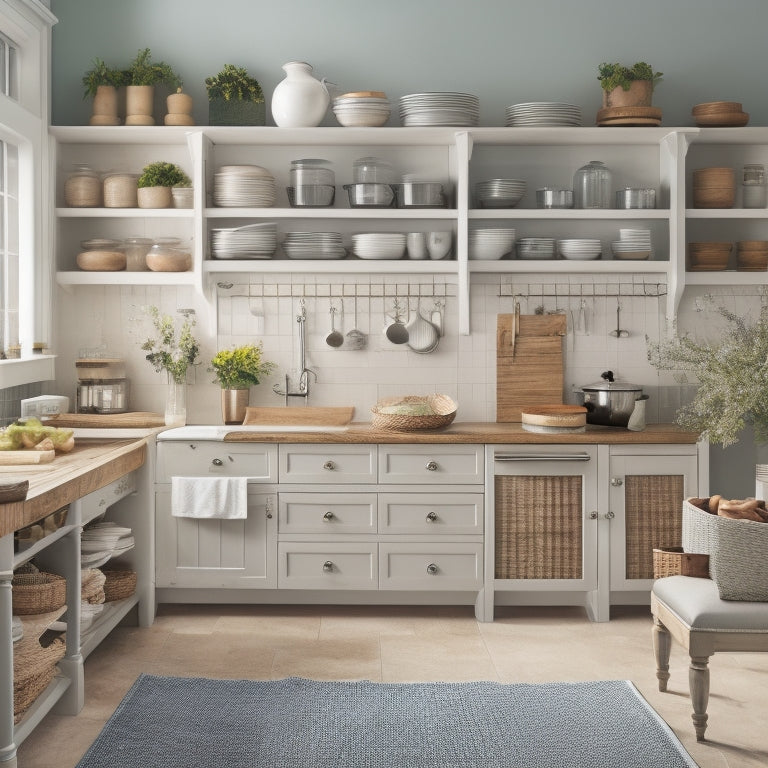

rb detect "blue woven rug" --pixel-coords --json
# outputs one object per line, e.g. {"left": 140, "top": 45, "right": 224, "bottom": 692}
{"left": 76, "top": 675, "right": 696, "bottom": 768}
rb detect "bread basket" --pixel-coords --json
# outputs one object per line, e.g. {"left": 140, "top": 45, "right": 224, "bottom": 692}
{"left": 371, "top": 394, "right": 457, "bottom": 432}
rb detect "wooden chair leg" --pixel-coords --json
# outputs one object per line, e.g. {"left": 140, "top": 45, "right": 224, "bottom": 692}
{"left": 652, "top": 615, "right": 671, "bottom": 692}
{"left": 689, "top": 655, "right": 710, "bottom": 741}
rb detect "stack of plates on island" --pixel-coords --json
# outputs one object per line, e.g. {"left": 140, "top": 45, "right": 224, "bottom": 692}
{"left": 475, "top": 179, "right": 526, "bottom": 208}
{"left": 80, "top": 601, "right": 105, "bottom": 632}
{"left": 399, "top": 92, "right": 479, "bottom": 127}
{"left": 333, "top": 91, "right": 391, "bottom": 127}
{"left": 211, "top": 222, "right": 277, "bottom": 259}
{"left": 282, "top": 232, "right": 346, "bottom": 260}
{"left": 521, "top": 405, "right": 587, "bottom": 434}
{"left": 81, "top": 521, "right": 134, "bottom": 566}
{"left": 505, "top": 102, "right": 583, "bottom": 127}
{"left": 612, "top": 228, "right": 652, "bottom": 260}
{"left": 469, "top": 228, "right": 516, "bottom": 260}
{"left": 213, "top": 165, "right": 276, "bottom": 207}
{"left": 12, "top": 615, "right": 22, "bottom": 643}
{"left": 351, "top": 232, "right": 406, "bottom": 260}
{"left": 517, "top": 237, "right": 557, "bottom": 260}
{"left": 558, "top": 238, "right": 602, "bottom": 260}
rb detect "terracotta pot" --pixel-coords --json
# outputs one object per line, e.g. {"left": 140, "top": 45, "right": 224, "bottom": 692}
{"left": 90, "top": 85, "right": 120, "bottom": 126}
{"left": 125, "top": 84, "right": 155, "bottom": 125}
{"left": 137, "top": 186, "right": 172, "bottom": 209}
{"left": 602, "top": 80, "right": 653, "bottom": 108}
{"left": 221, "top": 388, "right": 249, "bottom": 425}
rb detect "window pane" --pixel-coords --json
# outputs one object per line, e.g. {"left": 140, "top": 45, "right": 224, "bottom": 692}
{"left": 1, "top": 141, "right": 19, "bottom": 356}
{"left": 7, "top": 39, "right": 16, "bottom": 99}
{"left": 0, "top": 38, "right": 5, "bottom": 95}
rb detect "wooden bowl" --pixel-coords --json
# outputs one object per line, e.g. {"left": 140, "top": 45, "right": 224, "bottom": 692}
{"left": 692, "top": 101, "right": 743, "bottom": 115}
{"left": 76, "top": 249, "right": 126, "bottom": 271}
{"left": 736, "top": 240, "right": 768, "bottom": 250}
{"left": 737, "top": 252, "right": 768, "bottom": 271}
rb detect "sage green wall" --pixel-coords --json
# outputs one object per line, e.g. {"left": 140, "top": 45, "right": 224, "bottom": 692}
{"left": 50, "top": 0, "right": 768, "bottom": 127}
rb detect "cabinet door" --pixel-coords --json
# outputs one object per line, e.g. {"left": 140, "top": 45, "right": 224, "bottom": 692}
{"left": 155, "top": 489, "right": 277, "bottom": 589}
{"left": 279, "top": 492, "right": 377, "bottom": 534}
{"left": 379, "top": 445, "right": 484, "bottom": 485}
{"left": 608, "top": 452, "right": 698, "bottom": 590}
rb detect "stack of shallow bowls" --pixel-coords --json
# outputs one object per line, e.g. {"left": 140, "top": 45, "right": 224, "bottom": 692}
{"left": 282, "top": 232, "right": 346, "bottom": 260}
{"left": 332, "top": 91, "right": 391, "bottom": 127}
{"left": 505, "top": 102, "right": 582, "bottom": 127}
{"left": 692, "top": 167, "right": 735, "bottom": 208}
{"left": 211, "top": 222, "right": 277, "bottom": 260}
{"left": 475, "top": 179, "right": 526, "bottom": 208}
{"left": 351, "top": 232, "right": 406, "bottom": 260}
{"left": 557, "top": 238, "right": 602, "bottom": 260}
{"left": 469, "top": 228, "right": 516, "bottom": 260}
{"left": 399, "top": 92, "right": 479, "bottom": 127}
{"left": 392, "top": 181, "right": 447, "bottom": 208}
{"left": 688, "top": 241, "right": 732, "bottom": 271}
{"left": 517, "top": 237, "right": 556, "bottom": 260}
{"left": 611, "top": 228, "right": 652, "bottom": 260}
{"left": 692, "top": 101, "right": 749, "bottom": 127}
{"left": 214, "top": 165, "right": 276, "bottom": 207}
{"left": 536, "top": 188, "right": 573, "bottom": 209}
{"left": 736, "top": 240, "right": 768, "bottom": 271}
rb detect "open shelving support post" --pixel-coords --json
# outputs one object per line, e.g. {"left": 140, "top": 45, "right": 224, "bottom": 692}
{"left": 455, "top": 131, "right": 472, "bottom": 335}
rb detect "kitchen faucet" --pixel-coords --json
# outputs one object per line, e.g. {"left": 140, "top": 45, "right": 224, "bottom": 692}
{"left": 273, "top": 300, "right": 317, "bottom": 404}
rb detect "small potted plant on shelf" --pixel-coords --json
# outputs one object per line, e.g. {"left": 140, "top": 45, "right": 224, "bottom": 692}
{"left": 136, "top": 161, "right": 191, "bottom": 208}
{"left": 597, "top": 61, "right": 663, "bottom": 108}
{"left": 205, "top": 64, "right": 265, "bottom": 126}
{"left": 125, "top": 48, "right": 181, "bottom": 126}
{"left": 209, "top": 343, "right": 275, "bottom": 424}
{"left": 82, "top": 58, "right": 126, "bottom": 125}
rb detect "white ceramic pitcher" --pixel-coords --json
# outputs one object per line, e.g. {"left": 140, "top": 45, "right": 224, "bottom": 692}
{"left": 271, "top": 61, "right": 329, "bottom": 127}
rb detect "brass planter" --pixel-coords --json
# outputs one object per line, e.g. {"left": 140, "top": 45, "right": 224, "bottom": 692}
{"left": 221, "top": 388, "right": 249, "bottom": 425}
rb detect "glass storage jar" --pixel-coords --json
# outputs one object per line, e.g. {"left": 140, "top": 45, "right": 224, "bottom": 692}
{"left": 64, "top": 165, "right": 102, "bottom": 207}
{"left": 573, "top": 160, "right": 612, "bottom": 209}
{"left": 742, "top": 163, "right": 767, "bottom": 208}
{"left": 353, "top": 156, "right": 395, "bottom": 184}
{"left": 123, "top": 236, "right": 153, "bottom": 271}
{"left": 146, "top": 238, "right": 192, "bottom": 272}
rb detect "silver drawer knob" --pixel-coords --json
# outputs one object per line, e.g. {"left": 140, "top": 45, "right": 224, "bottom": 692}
{"left": 426, "top": 511, "right": 438, "bottom": 522}
{"left": 611, "top": 477, "right": 623, "bottom": 487}
{"left": 212, "top": 458, "right": 223, "bottom": 466}
{"left": 426, "top": 563, "right": 439, "bottom": 575}
{"left": 323, "top": 460, "right": 336, "bottom": 471}
{"left": 425, "top": 461, "right": 438, "bottom": 472}
{"left": 322, "top": 560, "right": 334, "bottom": 573}
{"left": 605, "top": 511, "right": 615, "bottom": 520}
{"left": 323, "top": 511, "right": 335, "bottom": 521}
{"left": 589, "top": 510, "right": 598, "bottom": 520}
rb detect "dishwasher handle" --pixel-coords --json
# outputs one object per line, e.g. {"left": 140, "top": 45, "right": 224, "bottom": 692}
{"left": 494, "top": 452, "right": 592, "bottom": 462}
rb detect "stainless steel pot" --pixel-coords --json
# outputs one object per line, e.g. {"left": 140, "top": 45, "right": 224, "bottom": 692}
{"left": 577, "top": 370, "right": 644, "bottom": 427}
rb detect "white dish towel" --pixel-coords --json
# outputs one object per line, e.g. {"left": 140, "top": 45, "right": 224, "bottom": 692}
{"left": 171, "top": 477, "right": 248, "bottom": 519}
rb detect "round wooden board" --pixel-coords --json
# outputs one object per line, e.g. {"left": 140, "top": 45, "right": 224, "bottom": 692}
{"left": 695, "top": 112, "right": 749, "bottom": 127}
{"left": 596, "top": 105, "right": 662, "bottom": 121}
{"left": 692, "top": 101, "right": 742, "bottom": 115}
{"left": 521, "top": 405, "right": 587, "bottom": 428}
{"left": 598, "top": 117, "right": 662, "bottom": 127}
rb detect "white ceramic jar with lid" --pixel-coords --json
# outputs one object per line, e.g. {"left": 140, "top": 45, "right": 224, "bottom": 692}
{"left": 271, "top": 61, "right": 330, "bottom": 127}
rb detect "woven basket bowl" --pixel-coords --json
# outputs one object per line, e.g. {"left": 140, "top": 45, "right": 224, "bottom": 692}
{"left": 12, "top": 572, "right": 66, "bottom": 615}
{"left": 692, "top": 187, "right": 735, "bottom": 208}
{"left": 103, "top": 569, "right": 138, "bottom": 602}
{"left": 371, "top": 394, "right": 457, "bottom": 432}
{"left": 13, "top": 636, "right": 66, "bottom": 723}
{"left": 652, "top": 546, "right": 710, "bottom": 579}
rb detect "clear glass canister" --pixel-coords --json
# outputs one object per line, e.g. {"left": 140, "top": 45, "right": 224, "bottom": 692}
{"left": 573, "top": 160, "right": 612, "bottom": 209}
{"left": 289, "top": 158, "right": 334, "bottom": 187}
{"left": 64, "top": 165, "right": 102, "bottom": 207}
{"left": 123, "top": 236, "right": 153, "bottom": 271}
{"left": 353, "top": 156, "right": 395, "bottom": 184}
{"left": 742, "top": 163, "right": 767, "bottom": 208}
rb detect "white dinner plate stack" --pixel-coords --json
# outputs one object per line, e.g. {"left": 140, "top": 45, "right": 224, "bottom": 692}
{"left": 333, "top": 92, "right": 391, "bottom": 127}
{"left": 399, "top": 92, "right": 480, "bottom": 126}
{"left": 213, "top": 165, "right": 277, "bottom": 207}
{"left": 211, "top": 222, "right": 277, "bottom": 259}
{"left": 517, "top": 237, "right": 557, "bottom": 259}
{"left": 469, "top": 228, "right": 516, "bottom": 260}
{"left": 282, "top": 232, "right": 346, "bottom": 260}
{"left": 80, "top": 521, "right": 134, "bottom": 568}
{"left": 505, "top": 102, "right": 583, "bottom": 127}
{"left": 557, "top": 238, "right": 602, "bottom": 260}
{"left": 351, "top": 232, "right": 406, "bottom": 260}
{"left": 612, "top": 228, "right": 652, "bottom": 260}
{"left": 475, "top": 178, "right": 527, "bottom": 208}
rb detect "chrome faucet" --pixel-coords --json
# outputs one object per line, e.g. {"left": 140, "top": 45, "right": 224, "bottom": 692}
{"left": 273, "top": 300, "right": 317, "bottom": 403}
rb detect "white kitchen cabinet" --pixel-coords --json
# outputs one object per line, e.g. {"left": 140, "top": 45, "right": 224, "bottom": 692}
{"left": 279, "top": 444, "right": 377, "bottom": 484}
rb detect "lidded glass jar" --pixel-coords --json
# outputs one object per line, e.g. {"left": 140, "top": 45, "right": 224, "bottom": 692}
{"left": 573, "top": 160, "right": 612, "bottom": 209}
{"left": 353, "top": 156, "right": 395, "bottom": 184}
{"left": 742, "top": 163, "right": 767, "bottom": 208}
{"left": 64, "top": 164, "right": 102, "bottom": 207}
{"left": 289, "top": 158, "right": 334, "bottom": 187}
{"left": 123, "top": 236, "right": 154, "bottom": 271}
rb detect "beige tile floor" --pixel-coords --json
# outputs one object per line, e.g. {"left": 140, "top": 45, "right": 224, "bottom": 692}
{"left": 17, "top": 603, "right": 768, "bottom": 768}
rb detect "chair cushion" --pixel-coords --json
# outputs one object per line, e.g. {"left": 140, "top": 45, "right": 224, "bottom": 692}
{"left": 653, "top": 576, "right": 768, "bottom": 632}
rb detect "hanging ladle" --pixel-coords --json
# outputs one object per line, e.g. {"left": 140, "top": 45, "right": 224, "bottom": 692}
{"left": 326, "top": 303, "right": 344, "bottom": 347}
{"left": 609, "top": 302, "right": 629, "bottom": 338}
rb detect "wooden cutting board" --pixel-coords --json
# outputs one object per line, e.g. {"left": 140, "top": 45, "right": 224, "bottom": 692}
{"left": 0, "top": 450, "right": 55, "bottom": 465}
{"left": 242, "top": 406, "right": 355, "bottom": 427}
{"left": 497, "top": 313, "right": 567, "bottom": 422}
{"left": 44, "top": 412, "right": 165, "bottom": 428}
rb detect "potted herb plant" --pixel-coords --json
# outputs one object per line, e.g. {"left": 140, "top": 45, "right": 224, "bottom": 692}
{"left": 209, "top": 343, "right": 275, "bottom": 424}
{"left": 205, "top": 64, "right": 266, "bottom": 126}
{"left": 125, "top": 48, "right": 181, "bottom": 125}
{"left": 82, "top": 57, "right": 125, "bottom": 125}
{"left": 136, "top": 161, "right": 191, "bottom": 208}
{"left": 598, "top": 61, "right": 663, "bottom": 108}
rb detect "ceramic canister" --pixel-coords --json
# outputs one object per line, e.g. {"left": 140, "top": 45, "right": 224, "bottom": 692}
{"left": 271, "top": 61, "right": 329, "bottom": 128}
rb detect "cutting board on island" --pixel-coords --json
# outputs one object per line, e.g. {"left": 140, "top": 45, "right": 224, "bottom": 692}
{"left": 496, "top": 312, "right": 567, "bottom": 422}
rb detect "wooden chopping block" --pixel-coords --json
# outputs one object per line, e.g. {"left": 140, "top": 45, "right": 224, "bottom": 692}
{"left": 497, "top": 313, "right": 567, "bottom": 422}
{"left": 0, "top": 450, "right": 55, "bottom": 465}
{"left": 44, "top": 412, "right": 165, "bottom": 428}
{"left": 242, "top": 406, "right": 355, "bottom": 427}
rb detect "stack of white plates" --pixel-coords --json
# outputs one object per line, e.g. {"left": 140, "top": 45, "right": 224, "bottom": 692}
{"left": 211, "top": 222, "right": 277, "bottom": 259}
{"left": 12, "top": 616, "right": 22, "bottom": 643}
{"left": 517, "top": 237, "right": 557, "bottom": 259}
{"left": 399, "top": 92, "right": 480, "bottom": 127}
{"left": 333, "top": 91, "right": 391, "bottom": 127}
{"left": 505, "top": 102, "right": 583, "bottom": 127}
{"left": 351, "top": 232, "right": 406, "bottom": 260}
{"left": 469, "top": 228, "right": 516, "bottom": 260}
{"left": 612, "top": 228, "right": 652, "bottom": 260}
{"left": 282, "top": 232, "right": 346, "bottom": 260}
{"left": 558, "top": 238, "right": 602, "bottom": 260}
{"left": 213, "top": 165, "right": 276, "bottom": 207}
{"left": 475, "top": 179, "right": 527, "bottom": 208}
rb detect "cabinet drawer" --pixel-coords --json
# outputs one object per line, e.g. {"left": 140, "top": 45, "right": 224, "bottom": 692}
{"left": 379, "top": 543, "right": 483, "bottom": 591}
{"left": 156, "top": 442, "right": 277, "bottom": 483}
{"left": 279, "top": 493, "right": 377, "bottom": 534}
{"left": 279, "top": 444, "right": 377, "bottom": 484}
{"left": 278, "top": 542, "right": 377, "bottom": 590}
{"left": 379, "top": 493, "right": 483, "bottom": 535}
{"left": 80, "top": 471, "right": 137, "bottom": 525}
{"left": 379, "top": 445, "right": 484, "bottom": 485}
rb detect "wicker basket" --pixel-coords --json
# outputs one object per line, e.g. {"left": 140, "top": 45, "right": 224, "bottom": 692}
{"left": 12, "top": 571, "right": 66, "bottom": 615}
{"left": 103, "top": 173, "right": 138, "bottom": 208}
{"left": 653, "top": 546, "right": 710, "bottom": 579}
{"left": 103, "top": 569, "right": 137, "bottom": 602}
{"left": 13, "top": 636, "right": 66, "bottom": 723}
{"left": 371, "top": 394, "right": 457, "bottom": 432}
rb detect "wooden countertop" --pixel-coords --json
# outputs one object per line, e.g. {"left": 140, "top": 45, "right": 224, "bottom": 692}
{"left": 223, "top": 422, "right": 699, "bottom": 445}
{"left": 0, "top": 437, "right": 148, "bottom": 538}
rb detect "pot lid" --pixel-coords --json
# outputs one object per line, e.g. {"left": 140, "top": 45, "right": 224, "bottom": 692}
{"left": 581, "top": 370, "right": 643, "bottom": 392}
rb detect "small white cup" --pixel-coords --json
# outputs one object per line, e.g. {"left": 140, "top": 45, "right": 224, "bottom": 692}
{"left": 406, "top": 232, "right": 428, "bottom": 260}
{"left": 427, "top": 231, "right": 452, "bottom": 260}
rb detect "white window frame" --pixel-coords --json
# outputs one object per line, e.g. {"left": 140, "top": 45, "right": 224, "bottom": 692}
{"left": 0, "top": 0, "right": 56, "bottom": 389}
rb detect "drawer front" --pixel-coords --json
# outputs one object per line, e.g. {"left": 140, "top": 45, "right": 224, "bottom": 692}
{"left": 80, "top": 471, "right": 137, "bottom": 525}
{"left": 379, "top": 445, "right": 484, "bottom": 485}
{"left": 378, "top": 493, "right": 483, "bottom": 535}
{"left": 156, "top": 442, "right": 277, "bottom": 483}
{"left": 379, "top": 543, "right": 483, "bottom": 591}
{"left": 278, "top": 542, "right": 377, "bottom": 590}
{"left": 279, "top": 444, "right": 377, "bottom": 484}
{"left": 279, "top": 493, "right": 377, "bottom": 534}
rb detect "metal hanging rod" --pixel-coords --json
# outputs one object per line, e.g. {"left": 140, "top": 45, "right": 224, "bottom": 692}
{"left": 497, "top": 284, "right": 667, "bottom": 299}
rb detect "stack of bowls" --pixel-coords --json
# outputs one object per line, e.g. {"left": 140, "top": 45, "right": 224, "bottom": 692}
{"left": 332, "top": 91, "right": 391, "bottom": 127}
{"left": 611, "top": 228, "right": 652, "bottom": 260}
{"left": 468, "top": 228, "right": 515, "bottom": 260}
{"left": 688, "top": 241, "right": 732, "bottom": 271}
{"left": 351, "top": 232, "right": 406, "bottom": 260}
{"left": 536, "top": 188, "right": 573, "bottom": 209}
{"left": 692, "top": 101, "right": 749, "bottom": 127}
{"left": 692, "top": 167, "right": 735, "bottom": 208}
{"left": 736, "top": 240, "right": 768, "bottom": 271}
{"left": 516, "top": 237, "right": 556, "bottom": 260}
{"left": 474, "top": 179, "right": 526, "bottom": 208}
{"left": 557, "top": 239, "right": 602, "bottom": 260}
